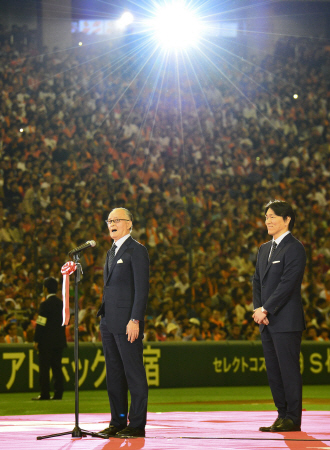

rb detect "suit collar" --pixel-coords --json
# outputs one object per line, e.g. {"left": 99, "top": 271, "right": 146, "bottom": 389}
{"left": 113, "top": 233, "right": 131, "bottom": 252}
{"left": 273, "top": 230, "right": 291, "bottom": 246}
{"left": 267, "top": 232, "right": 292, "bottom": 262}
{"left": 114, "top": 236, "right": 132, "bottom": 261}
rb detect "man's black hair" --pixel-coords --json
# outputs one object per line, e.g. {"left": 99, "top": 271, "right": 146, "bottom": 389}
{"left": 264, "top": 200, "right": 295, "bottom": 231}
{"left": 43, "top": 277, "right": 58, "bottom": 294}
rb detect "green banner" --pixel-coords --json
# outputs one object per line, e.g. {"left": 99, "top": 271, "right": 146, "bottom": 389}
{"left": 0, "top": 341, "right": 329, "bottom": 393}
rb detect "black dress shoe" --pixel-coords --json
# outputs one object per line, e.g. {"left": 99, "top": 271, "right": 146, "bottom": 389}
{"left": 50, "top": 396, "right": 62, "bottom": 400}
{"left": 31, "top": 395, "right": 50, "bottom": 400}
{"left": 259, "top": 417, "right": 283, "bottom": 432}
{"left": 271, "top": 418, "right": 301, "bottom": 432}
{"left": 116, "top": 427, "right": 145, "bottom": 438}
{"left": 99, "top": 426, "right": 125, "bottom": 437}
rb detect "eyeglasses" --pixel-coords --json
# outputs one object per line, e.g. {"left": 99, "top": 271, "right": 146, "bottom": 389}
{"left": 105, "top": 219, "right": 130, "bottom": 225}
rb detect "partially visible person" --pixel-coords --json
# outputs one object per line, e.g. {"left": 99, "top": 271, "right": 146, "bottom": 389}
{"left": 211, "top": 325, "right": 227, "bottom": 341}
{"left": 226, "top": 324, "right": 245, "bottom": 340}
{"left": 144, "top": 324, "right": 157, "bottom": 342}
{"left": 4, "top": 322, "right": 23, "bottom": 343}
{"left": 166, "top": 323, "right": 182, "bottom": 341}
{"left": 304, "top": 325, "right": 319, "bottom": 341}
{"left": 201, "top": 320, "right": 212, "bottom": 340}
{"left": 317, "top": 327, "right": 329, "bottom": 341}
{"left": 155, "top": 322, "right": 166, "bottom": 341}
{"left": 33, "top": 277, "right": 67, "bottom": 400}
{"left": 182, "top": 318, "right": 202, "bottom": 341}
{"left": 0, "top": 309, "right": 6, "bottom": 333}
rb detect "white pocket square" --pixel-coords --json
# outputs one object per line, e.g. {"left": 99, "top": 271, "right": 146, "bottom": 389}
{"left": 117, "top": 259, "right": 123, "bottom": 264}
{"left": 272, "top": 260, "right": 280, "bottom": 264}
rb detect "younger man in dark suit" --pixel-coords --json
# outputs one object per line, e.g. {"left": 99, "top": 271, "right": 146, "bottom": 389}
{"left": 33, "top": 277, "right": 67, "bottom": 400}
{"left": 98, "top": 208, "right": 149, "bottom": 438}
{"left": 253, "top": 200, "right": 306, "bottom": 432}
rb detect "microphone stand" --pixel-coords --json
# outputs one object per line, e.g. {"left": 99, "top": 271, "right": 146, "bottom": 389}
{"left": 37, "top": 252, "right": 106, "bottom": 440}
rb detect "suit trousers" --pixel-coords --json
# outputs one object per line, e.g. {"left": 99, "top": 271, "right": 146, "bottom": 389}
{"left": 38, "top": 347, "right": 64, "bottom": 399}
{"left": 261, "top": 327, "right": 303, "bottom": 425}
{"left": 100, "top": 320, "right": 148, "bottom": 429}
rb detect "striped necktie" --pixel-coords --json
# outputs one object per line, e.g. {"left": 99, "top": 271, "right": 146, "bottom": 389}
{"left": 107, "top": 244, "right": 117, "bottom": 273}
{"left": 268, "top": 241, "right": 277, "bottom": 261}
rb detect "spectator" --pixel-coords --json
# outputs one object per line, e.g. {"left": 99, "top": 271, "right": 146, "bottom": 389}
{"left": 317, "top": 327, "right": 329, "bottom": 341}
{"left": 182, "top": 318, "right": 202, "bottom": 341}
{"left": 0, "top": 33, "right": 329, "bottom": 342}
{"left": 201, "top": 320, "right": 212, "bottom": 340}
{"left": 211, "top": 325, "right": 227, "bottom": 341}
{"left": 166, "top": 323, "right": 182, "bottom": 341}
{"left": 4, "top": 322, "right": 23, "bottom": 343}
{"left": 144, "top": 324, "right": 157, "bottom": 342}
{"left": 155, "top": 322, "right": 167, "bottom": 341}
{"left": 305, "top": 325, "right": 319, "bottom": 341}
{"left": 227, "top": 324, "right": 245, "bottom": 341}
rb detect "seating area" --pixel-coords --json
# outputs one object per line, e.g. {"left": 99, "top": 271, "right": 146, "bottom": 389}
{"left": 0, "top": 26, "right": 330, "bottom": 343}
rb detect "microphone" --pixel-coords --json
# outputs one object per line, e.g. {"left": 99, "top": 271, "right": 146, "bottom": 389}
{"left": 68, "top": 240, "right": 96, "bottom": 256}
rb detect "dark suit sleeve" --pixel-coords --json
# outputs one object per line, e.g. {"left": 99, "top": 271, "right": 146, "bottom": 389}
{"left": 130, "top": 244, "right": 149, "bottom": 321}
{"left": 263, "top": 242, "right": 306, "bottom": 314}
{"left": 252, "top": 247, "right": 262, "bottom": 309}
{"left": 34, "top": 301, "right": 48, "bottom": 343}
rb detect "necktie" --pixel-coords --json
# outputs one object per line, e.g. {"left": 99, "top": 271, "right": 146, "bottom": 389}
{"left": 107, "top": 244, "right": 117, "bottom": 273}
{"left": 268, "top": 241, "right": 277, "bottom": 261}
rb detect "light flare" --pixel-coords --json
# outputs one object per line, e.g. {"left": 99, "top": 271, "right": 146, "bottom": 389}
{"left": 147, "top": 1, "right": 203, "bottom": 50}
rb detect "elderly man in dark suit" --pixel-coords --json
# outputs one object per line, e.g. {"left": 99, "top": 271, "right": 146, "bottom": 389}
{"left": 33, "top": 277, "right": 67, "bottom": 400}
{"left": 98, "top": 207, "right": 149, "bottom": 438}
{"left": 253, "top": 200, "right": 306, "bottom": 432}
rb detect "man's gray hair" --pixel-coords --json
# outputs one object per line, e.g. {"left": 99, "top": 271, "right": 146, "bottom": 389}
{"left": 110, "top": 207, "right": 133, "bottom": 231}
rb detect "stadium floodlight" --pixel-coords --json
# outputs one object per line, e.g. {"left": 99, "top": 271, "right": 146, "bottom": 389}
{"left": 117, "top": 11, "right": 134, "bottom": 30}
{"left": 147, "top": 1, "right": 203, "bottom": 50}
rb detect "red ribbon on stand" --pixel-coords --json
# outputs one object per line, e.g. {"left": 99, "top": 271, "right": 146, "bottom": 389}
{"left": 61, "top": 261, "right": 77, "bottom": 326}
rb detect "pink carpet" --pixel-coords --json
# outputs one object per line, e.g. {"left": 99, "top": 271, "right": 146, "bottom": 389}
{"left": 0, "top": 411, "right": 329, "bottom": 450}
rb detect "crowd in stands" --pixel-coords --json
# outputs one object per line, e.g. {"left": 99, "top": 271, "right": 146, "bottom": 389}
{"left": 0, "top": 24, "right": 330, "bottom": 345}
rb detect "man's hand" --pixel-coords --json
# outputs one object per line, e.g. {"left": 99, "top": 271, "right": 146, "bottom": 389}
{"left": 126, "top": 320, "right": 139, "bottom": 343}
{"left": 34, "top": 342, "right": 39, "bottom": 351}
{"left": 252, "top": 307, "right": 269, "bottom": 325}
{"left": 261, "top": 316, "right": 269, "bottom": 325}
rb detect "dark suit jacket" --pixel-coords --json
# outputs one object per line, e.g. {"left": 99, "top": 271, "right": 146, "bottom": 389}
{"left": 253, "top": 233, "right": 306, "bottom": 333}
{"left": 34, "top": 294, "right": 67, "bottom": 349}
{"left": 98, "top": 236, "right": 149, "bottom": 334}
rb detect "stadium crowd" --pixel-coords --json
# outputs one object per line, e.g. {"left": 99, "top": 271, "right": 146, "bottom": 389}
{"left": 0, "top": 24, "right": 330, "bottom": 344}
